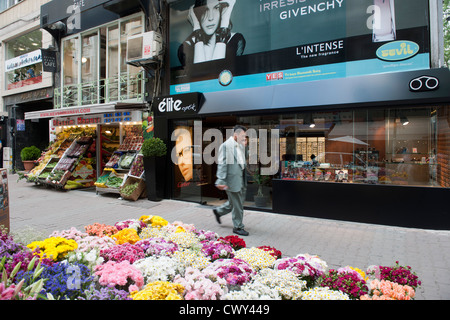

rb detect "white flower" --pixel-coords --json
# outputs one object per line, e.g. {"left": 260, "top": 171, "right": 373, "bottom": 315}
{"left": 301, "top": 287, "right": 350, "bottom": 300}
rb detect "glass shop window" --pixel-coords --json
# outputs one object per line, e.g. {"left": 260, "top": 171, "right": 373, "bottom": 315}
{"left": 279, "top": 107, "right": 448, "bottom": 188}
{"left": 5, "top": 29, "right": 43, "bottom": 90}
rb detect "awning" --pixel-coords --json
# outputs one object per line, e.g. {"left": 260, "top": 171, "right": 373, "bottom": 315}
{"left": 24, "top": 102, "right": 147, "bottom": 120}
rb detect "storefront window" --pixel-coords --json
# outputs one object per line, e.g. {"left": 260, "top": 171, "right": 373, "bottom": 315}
{"left": 5, "top": 29, "right": 43, "bottom": 90}
{"left": 279, "top": 107, "right": 448, "bottom": 188}
{"left": 169, "top": 106, "right": 448, "bottom": 208}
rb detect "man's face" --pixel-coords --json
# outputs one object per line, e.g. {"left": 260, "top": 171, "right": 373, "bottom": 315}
{"left": 234, "top": 130, "right": 247, "bottom": 146}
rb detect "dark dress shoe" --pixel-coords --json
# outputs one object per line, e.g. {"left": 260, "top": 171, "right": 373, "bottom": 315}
{"left": 213, "top": 209, "right": 221, "bottom": 224}
{"left": 233, "top": 228, "right": 249, "bottom": 236}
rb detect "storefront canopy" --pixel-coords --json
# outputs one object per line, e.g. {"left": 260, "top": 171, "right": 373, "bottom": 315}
{"left": 24, "top": 102, "right": 147, "bottom": 120}
{"left": 196, "top": 68, "right": 450, "bottom": 116}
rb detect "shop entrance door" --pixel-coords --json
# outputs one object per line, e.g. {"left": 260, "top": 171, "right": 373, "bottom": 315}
{"left": 171, "top": 116, "right": 236, "bottom": 204}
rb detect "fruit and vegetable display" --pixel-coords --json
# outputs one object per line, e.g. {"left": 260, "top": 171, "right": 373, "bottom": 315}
{"left": 129, "top": 154, "right": 144, "bottom": 177}
{"left": 105, "top": 153, "right": 121, "bottom": 168}
{"left": 119, "top": 153, "right": 136, "bottom": 169}
{"left": 120, "top": 182, "right": 139, "bottom": 196}
{"left": 23, "top": 127, "right": 97, "bottom": 189}
{"left": 48, "top": 170, "right": 66, "bottom": 183}
{"left": 105, "top": 175, "right": 123, "bottom": 189}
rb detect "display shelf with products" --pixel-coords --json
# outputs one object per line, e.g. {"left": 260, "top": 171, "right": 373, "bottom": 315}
{"left": 96, "top": 125, "right": 145, "bottom": 197}
{"left": 43, "top": 135, "right": 96, "bottom": 189}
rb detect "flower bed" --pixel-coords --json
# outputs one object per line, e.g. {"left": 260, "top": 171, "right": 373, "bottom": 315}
{"left": 0, "top": 215, "right": 421, "bottom": 300}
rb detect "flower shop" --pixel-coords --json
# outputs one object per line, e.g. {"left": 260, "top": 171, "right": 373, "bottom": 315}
{"left": 0, "top": 215, "right": 421, "bottom": 301}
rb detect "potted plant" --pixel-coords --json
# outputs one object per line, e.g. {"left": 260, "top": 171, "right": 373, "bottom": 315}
{"left": 20, "top": 146, "right": 41, "bottom": 172}
{"left": 250, "top": 168, "right": 271, "bottom": 207}
{"left": 141, "top": 137, "right": 167, "bottom": 201}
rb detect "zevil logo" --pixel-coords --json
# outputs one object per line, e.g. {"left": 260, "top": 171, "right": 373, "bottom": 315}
{"left": 376, "top": 41, "right": 419, "bottom": 62}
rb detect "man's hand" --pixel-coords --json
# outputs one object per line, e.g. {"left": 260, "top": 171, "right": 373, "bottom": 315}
{"left": 216, "top": 184, "right": 228, "bottom": 190}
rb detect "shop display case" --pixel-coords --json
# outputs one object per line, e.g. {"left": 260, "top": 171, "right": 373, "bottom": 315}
{"left": 96, "top": 125, "right": 146, "bottom": 200}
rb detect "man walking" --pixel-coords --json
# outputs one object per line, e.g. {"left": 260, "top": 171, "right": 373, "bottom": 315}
{"left": 213, "top": 125, "right": 249, "bottom": 236}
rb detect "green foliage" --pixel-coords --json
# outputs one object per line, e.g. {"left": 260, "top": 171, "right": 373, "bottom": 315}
{"left": 141, "top": 138, "right": 167, "bottom": 157}
{"left": 20, "top": 146, "right": 41, "bottom": 161}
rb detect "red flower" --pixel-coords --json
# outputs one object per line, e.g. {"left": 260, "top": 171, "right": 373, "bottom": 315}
{"left": 218, "top": 235, "right": 246, "bottom": 250}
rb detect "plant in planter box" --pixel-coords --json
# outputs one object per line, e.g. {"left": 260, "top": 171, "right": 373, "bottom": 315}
{"left": 248, "top": 166, "right": 271, "bottom": 207}
{"left": 20, "top": 146, "right": 41, "bottom": 171}
{"left": 142, "top": 138, "right": 167, "bottom": 201}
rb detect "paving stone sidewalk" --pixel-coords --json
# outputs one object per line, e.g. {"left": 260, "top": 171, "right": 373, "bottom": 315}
{"left": 6, "top": 174, "right": 450, "bottom": 300}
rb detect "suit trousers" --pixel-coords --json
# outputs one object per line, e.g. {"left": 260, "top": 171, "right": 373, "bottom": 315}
{"left": 216, "top": 186, "right": 247, "bottom": 230}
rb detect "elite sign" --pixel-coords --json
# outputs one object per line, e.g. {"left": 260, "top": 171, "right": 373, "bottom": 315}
{"left": 169, "top": 0, "right": 430, "bottom": 94}
{"left": 153, "top": 92, "right": 204, "bottom": 118}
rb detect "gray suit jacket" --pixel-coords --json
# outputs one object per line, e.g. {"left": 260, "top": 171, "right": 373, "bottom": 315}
{"left": 215, "top": 137, "right": 247, "bottom": 193}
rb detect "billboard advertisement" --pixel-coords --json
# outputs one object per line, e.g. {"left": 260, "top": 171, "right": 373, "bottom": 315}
{"left": 169, "top": 0, "right": 430, "bottom": 94}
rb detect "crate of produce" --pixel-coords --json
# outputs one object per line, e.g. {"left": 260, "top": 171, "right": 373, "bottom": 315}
{"left": 128, "top": 154, "right": 144, "bottom": 178}
{"left": 120, "top": 176, "right": 146, "bottom": 201}
{"left": 94, "top": 168, "right": 116, "bottom": 188}
{"left": 104, "top": 171, "right": 124, "bottom": 189}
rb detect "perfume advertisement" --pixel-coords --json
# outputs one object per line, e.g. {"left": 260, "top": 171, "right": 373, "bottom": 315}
{"left": 169, "top": 0, "right": 430, "bottom": 94}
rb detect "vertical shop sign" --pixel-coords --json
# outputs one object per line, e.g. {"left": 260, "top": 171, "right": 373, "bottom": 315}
{"left": 41, "top": 49, "right": 57, "bottom": 72}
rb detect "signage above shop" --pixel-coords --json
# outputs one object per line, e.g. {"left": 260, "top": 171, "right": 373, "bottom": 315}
{"left": 169, "top": 0, "right": 430, "bottom": 95}
{"left": 51, "top": 111, "right": 142, "bottom": 127}
{"left": 24, "top": 102, "right": 146, "bottom": 120}
{"left": 153, "top": 92, "right": 204, "bottom": 118}
{"left": 5, "top": 49, "right": 42, "bottom": 72}
{"left": 409, "top": 75, "right": 439, "bottom": 92}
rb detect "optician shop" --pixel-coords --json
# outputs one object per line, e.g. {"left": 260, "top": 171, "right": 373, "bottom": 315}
{"left": 152, "top": 0, "right": 450, "bottom": 230}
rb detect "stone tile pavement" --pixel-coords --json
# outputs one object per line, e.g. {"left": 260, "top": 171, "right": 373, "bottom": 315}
{"left": 5, "top": 174, "right": 450, "bottom": 300}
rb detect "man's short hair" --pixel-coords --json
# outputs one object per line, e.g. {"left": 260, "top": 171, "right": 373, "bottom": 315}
{"left": 233, "top": 125, "right": 247, "bottom": 133}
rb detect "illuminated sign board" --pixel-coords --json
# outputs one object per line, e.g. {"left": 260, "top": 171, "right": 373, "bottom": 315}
{"left": 169, "top": 0, "right": 430, "bottom": 94}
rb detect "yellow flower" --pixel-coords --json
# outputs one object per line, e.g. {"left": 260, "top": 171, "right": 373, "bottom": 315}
{"left": 139, "top": 215, "right": 153, "bottom": 224}
{"left": 112, "top": 228, "right": 140, "bottom": 244}
{"left": 130, "top": 281, "right": 184, "bottom": 300}
{"left": 150, "top": 216, "right": 169, "bottom": 228}
{"left": 175, "top": 226, "right": 186, "bottom": 233}
{"left": 27, "top": 237, "right": 78, "bottom": 261}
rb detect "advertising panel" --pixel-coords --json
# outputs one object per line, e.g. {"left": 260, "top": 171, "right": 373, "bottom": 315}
{"left": 169, "top": 0, "right": 430, "bottom": 94}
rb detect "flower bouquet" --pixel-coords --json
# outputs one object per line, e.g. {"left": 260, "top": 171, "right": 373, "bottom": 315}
{"left": 27, "top": 237, "right": 78, "bottom": 262}
{"left": 129, "top": 281, "right": 184, "bottom": 300}
{"left": 94, "top": 260, "right": 144, "bottom": 292}
{"left": 204, "top": 258, "right": 255, "bottom": 287}
{"left": 218, "top": 235, "right": 246, "bottom": 250}
{"left": 133, "top": 256, "right": 183, "bottom": 283}
{"left": 100, "top": 243, "right": 145, "bottom": 264}
{"left": 367, "top": 261, "right": 421, "bottom": 290}
{"left": 84, "top": 223, "right": 118, "bottom": 237}
{"left": 274, "top": 254, "right": 326, "bottom": 287}
{"left": 173, "top": 267, "right": 228, "bottom": 300}
{"left": 201, "top": 240, "right": 234, "bottom": 261}
{"left": 360, "top": 279, "right": 416, "bottom": 300}
{"left": 234, "top": 247, "right": 276, "bottom": 271}
{"left": 75, "top": 235, "right": 116, "bottom": 253}
{"left": 112, "top": 228, "right": 140, "bottom": 245}
{"left": 318, "top": 269, "right": 368, "bottom": 300}
{"left": 135, "top": 237, "right": 179, "bottom": 257}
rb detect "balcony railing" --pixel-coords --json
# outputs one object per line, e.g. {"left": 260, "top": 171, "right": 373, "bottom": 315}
{"left": 54, "top": 71, "right": 147, "bottom": 108}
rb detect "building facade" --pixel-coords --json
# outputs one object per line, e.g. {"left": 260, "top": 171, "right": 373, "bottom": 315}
{"left": 0, "top": 0, "right": 53, "bottom": 169}
{"left": 9, "top": 0, "right": 450, "bottom": 230}
{"left": 153, "top": 0, "right": 450, "bottom": 230}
